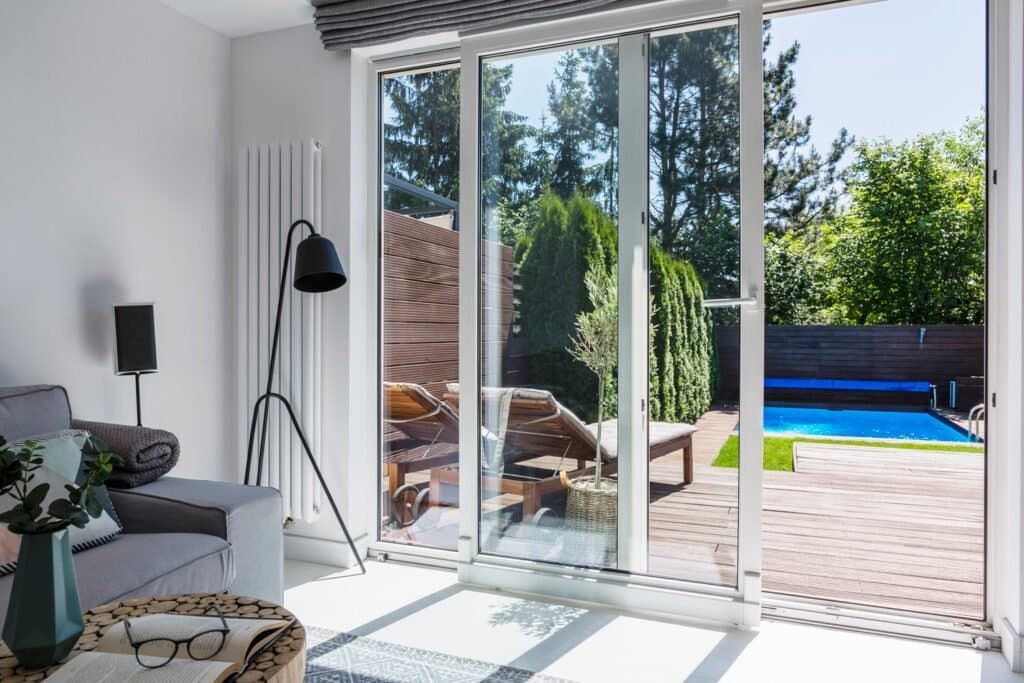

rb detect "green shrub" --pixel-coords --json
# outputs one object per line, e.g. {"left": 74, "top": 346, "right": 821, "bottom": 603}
{"left": 517, "top": 191, "right": 614, "bottom": 419}
{"left": 649, "top": 248, "right": 714, "bottom": 423}
{"left": 516, "top": 192, "right": 713, "bottom": 423}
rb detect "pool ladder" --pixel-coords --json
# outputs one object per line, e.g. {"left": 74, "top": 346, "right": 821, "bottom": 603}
{"left": 967, "top": 403, "right": 986, "bottom": 442}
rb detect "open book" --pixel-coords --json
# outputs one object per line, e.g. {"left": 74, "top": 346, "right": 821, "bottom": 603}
{"left": 46, "top": 612, "right": 291, "bottom": 683}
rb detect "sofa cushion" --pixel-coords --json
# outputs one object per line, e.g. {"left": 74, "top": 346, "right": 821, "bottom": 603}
{"left": 0, "top": 532, "right": 234, "bottom": 617}
{"left": 0, "top": 386, "right": 72, "bottom": 442}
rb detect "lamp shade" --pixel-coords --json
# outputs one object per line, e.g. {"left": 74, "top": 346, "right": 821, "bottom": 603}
{"left": 114, "top": 304, "right": 157, "bottom": 374}
{"left": 294, "top": 234, "right": 347, "bottom": 293}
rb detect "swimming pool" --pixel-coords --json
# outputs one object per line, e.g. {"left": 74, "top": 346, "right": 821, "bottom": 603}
{"left": 763, "top": 405, "right": 973, "bottom": 442}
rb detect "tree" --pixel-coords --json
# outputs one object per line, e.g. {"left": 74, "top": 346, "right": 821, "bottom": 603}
{"left": 481, "top": 64, "right": 534, "bottom": 214}
{"left": 517, "top": 193, "right": 714, "bottom": 422}
{"left": 763, "top": 34, "right": 851, "bottom": 235}
{"left": 763, "top": 231, "right": 824, "bottom": 325}
{"left": 568, "top": 262, "right": 619, "bottom": 485}
{"left": 385, "top": 65, "right": 532, "bottom": 215}
{"left": 518, "top": 192, "right": 615, "bottom": 419}
{"left": 583, "top": 44, "right": 620, "bottom": 216}
{"left": 383, "top": 69, "right": 460, "bottom": 210}
{"left": 822, "top": 117, "right": 985, "bottom": 325}
{"left": 546, "top": 51, "right": 601, "bottom": 201}
{"left": 637, "top": 23, "right": 852, "bottom": 297}
{"left": 648, "top": 24, "right": 740, "bottom": 293}
{"left": 648, "top": 248, "right": 715, "bottom": 423}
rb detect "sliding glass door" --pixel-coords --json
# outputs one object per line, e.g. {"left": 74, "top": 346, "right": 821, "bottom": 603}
{"left": 476, "top": 38, "right": 621, "bottom": 567}
{"left": 368, "top": 0, "right": 765, "bottom": 625}
{"left": 645, "top": 20, "right": 743, "bottom": 588}
{"left": 372, "top": 0, "right": 994, "bottom": 638}
{"left": 461, "top": 2, "right": 765, "bottom": 623}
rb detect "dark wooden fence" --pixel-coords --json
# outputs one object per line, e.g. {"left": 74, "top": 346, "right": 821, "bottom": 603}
{"left": 715, "top": 325, "right": 984, "bottom": 407}
{"left": 382, "top": 210, "right": 514, "bottom": 398}
{"left": 382, "top": 222, "right": 984, "bottom": 411}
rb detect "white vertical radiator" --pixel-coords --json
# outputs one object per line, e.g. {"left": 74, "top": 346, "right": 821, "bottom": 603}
{"left": 238, "top": 140, "right": 323, "bottom": 523}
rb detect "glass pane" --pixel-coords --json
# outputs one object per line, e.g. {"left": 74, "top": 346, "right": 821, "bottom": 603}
{"left": 649, "top": 23, "right": 740, "bottom": 300}
{"left": 479, "top": 41, "right": 620, "bottom": 567}
{"left": 379, "top": 66, "right": 460, "bottom": 550}
{"left": 647, "top": 21, "right": 740, "bottom": 587}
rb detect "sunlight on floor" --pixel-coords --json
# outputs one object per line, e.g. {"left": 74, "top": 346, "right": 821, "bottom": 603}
{"left": 284, "top": 559, "right": 1021, "bottom": 683}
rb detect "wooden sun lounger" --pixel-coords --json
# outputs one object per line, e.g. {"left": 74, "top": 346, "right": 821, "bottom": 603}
{"left": 382, "top": 382, "right": 460, "bottom": 506}
{"left": 437, "top": 387, "right": 695, "bottom": 517}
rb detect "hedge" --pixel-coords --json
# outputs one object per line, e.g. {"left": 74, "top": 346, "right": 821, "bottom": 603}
{"left": 648, "top": 248, "right": 715, "bottom": 423}
{"left": 517, "top": 192, "right": 615, "bottom": 419}
{"left": 516, "top": 192, "right": 714, "bottom": 423}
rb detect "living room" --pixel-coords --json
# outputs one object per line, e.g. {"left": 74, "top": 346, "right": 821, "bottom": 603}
{"left": 1, "top": 0, "right": 1023, "bottom": 681}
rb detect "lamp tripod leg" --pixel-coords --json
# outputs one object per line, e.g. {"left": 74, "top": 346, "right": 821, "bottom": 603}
{"left": 247, "top": 392, "right": 366, "bottom": 575}
{"left": 304, "top": 448, "right": 367, "bottom": 575}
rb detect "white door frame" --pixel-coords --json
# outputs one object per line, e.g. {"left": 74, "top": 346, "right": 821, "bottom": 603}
{"left": 357, "top": 0, "right": 1021, "bottom": 650}
{"left": 986, "top": 0, "right": 1024, "bottom": 668}
{"left": 615, "top": 31, "right": 650, "bottom": 574}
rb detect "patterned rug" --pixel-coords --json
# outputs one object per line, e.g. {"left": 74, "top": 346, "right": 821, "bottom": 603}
{"left": 304, "top": 626, "right": 575, "bottom": 682}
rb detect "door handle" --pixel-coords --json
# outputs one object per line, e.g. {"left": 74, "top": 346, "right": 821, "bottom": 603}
{"left": 702, "top": 297, "right": 757, "bottom": 309}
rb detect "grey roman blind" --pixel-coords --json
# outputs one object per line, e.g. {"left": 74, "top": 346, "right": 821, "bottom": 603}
{"left": 313, "top": 0, "right": 621, "bottom": 51}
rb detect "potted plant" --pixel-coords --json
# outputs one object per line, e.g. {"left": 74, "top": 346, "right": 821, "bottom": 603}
{"left": 564, "top": 263, "right": 619, "bottom": 565}
{"left": 0, "top": 435, "right": 119, "bottom": 668}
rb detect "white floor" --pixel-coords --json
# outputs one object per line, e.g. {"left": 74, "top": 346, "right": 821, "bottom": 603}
{"left": 284, "top": 559, "right": 1023, "bottom": 683}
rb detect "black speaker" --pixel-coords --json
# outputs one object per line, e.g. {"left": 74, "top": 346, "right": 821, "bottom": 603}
{"left": 114, "top": 304, "right": 158, "bottom": 375}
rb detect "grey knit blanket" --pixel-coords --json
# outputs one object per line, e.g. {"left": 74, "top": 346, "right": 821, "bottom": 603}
{"left": 71, "top": 419, "right": 179, "bottom": 488}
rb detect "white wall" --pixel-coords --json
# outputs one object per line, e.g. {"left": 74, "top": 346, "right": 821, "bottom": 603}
{"left": 231, "top": 25, "right": 369, "bottom": 565}
{"left": 0, "top": 0, "right": 234, "bottom": 482}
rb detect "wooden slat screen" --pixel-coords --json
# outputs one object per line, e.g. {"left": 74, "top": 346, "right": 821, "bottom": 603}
{"left": 382, "top": 210, "right": 515, "bottom": 400}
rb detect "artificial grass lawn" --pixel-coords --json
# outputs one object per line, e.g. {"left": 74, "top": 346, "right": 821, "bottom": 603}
{"left": 712, "top": 435, "right": 984, "bottom": 472}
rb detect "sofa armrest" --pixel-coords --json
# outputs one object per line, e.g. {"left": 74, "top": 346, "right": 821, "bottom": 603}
{"left": 108, "top": 477, "right": 283, "bottom": 602}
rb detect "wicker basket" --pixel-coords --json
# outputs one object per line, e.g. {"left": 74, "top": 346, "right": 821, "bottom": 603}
{"left": 565, "top": 478, "right": 617, "bottom": 566}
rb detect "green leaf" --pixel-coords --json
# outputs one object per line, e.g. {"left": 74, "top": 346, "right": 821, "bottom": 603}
{"left": 67, "top": 510, "right": 89, "bottom": 529}
{"left": 83, "top": 490, "right": 103, "bottom": 518}
{"left": 47, "top": 498, "right": 77, "bottom": 520}
{"left": 0, "top": 508, "right": 32, "bottom": 525}
{"left": 24, "top": 482, "right": 50, "bottom": 510}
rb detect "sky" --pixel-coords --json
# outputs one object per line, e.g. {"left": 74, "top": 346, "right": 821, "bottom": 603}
{"left": 766, "top": 0, "right": 985, "bottom": 155}
{"left": 495, "top": 0, "right": 985, "bottom": 160}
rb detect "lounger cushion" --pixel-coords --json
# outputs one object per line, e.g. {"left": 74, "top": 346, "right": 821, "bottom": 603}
{"left": 449, "top": 384, "right": 695, "bottom": 462}
{"left": 586, "top": 420, "right": 696, "bottom": 459}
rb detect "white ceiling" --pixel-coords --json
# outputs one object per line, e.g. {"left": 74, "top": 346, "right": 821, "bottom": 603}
{"left": 160, "top": 0, "right": 314, "bottom": 38}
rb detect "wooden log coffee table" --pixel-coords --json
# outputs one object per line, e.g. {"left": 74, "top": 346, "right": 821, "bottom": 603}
{"left": 0, "top": 593, "right": 306, "bottom": 682}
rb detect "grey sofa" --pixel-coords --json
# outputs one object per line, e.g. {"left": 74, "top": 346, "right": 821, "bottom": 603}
{"left": 0, "top": 385, "right": 283, "bottom": 616}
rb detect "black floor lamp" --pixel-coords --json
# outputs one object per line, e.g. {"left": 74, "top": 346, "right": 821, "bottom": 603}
{"left": 244, "top": 218, "right": 366, "bottom": 575}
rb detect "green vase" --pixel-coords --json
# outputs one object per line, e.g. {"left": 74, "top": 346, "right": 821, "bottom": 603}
{"left": 2, "top": 530, "right": 84, "bottom": 668}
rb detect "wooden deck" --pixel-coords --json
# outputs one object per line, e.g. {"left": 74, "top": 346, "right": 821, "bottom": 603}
{"left": 648, "top": 431, "right": 984, "bottom": 620}
{"left": 384, "top": 406, "right": 985, "bottom": 622}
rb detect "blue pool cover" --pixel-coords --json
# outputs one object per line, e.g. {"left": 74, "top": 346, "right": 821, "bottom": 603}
{"left": 763, "top": 405, "right": 972, "bottom": 442}
{"left": 765, "top": 377, "right": 933, "bottom": 393}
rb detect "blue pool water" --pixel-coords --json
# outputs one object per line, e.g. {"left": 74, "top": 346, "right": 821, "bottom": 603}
{"left": 763, "top": 406, "right": 973, "bottom": 442}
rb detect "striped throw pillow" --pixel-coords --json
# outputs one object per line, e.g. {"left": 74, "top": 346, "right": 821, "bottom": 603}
{"left": 0, "top": 430, "right": 122, "bottom": 575}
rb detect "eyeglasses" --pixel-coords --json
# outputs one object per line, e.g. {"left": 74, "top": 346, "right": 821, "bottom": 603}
{"left": 124, "top": 606, "right": 230, "bottom": 669}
